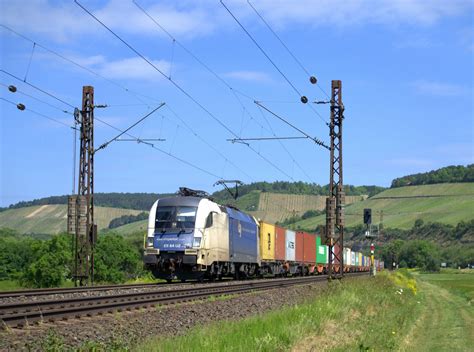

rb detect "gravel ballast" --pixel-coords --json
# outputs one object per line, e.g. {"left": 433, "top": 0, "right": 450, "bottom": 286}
{"left": 0, "top": 281, "right": 328, "bottom": 351}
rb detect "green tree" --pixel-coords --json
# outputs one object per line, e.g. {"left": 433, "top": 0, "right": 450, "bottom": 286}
{"left": 20, "top": 234, "right": 72, "bottom": 288}
{"left": 94, "top": 234, "right": 143, "bottom": 283}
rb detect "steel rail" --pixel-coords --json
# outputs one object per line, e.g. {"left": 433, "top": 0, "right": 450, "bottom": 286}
{"left": 0, "top": 274, "right": 366, "bottom": 328}
{"left": 0, "top": 282, "right": 164, "bottom": 299}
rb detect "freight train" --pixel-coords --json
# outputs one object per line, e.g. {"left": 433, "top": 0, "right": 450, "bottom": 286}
{"left": 143, "top": 190, "right": 384, "bottom": 282}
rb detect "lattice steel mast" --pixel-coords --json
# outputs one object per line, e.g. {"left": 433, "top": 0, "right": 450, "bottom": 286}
{"left": 74, "top": 86, "right": 96, "bottom": 286}
{"left": 326, "top": 80, "right": 345, "bottom": 279}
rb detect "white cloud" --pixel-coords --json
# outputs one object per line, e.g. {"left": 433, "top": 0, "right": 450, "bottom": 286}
{"left": 0, "top": 0, "right": 90, "bottom": 42}
{"left": 412, "top": 80, "right": 469, "bottom": 97}
{"left": 223, "top": 70, "right": 271, "bottom": 82}
{"left": 2, "top": 0, "right": 472, "bottom": 43}
{"left": 0, "top": 0, "right": 218, "bottom": 42}
{"left": 95, "top": 0, "right": 216, "bottom": 39}
{"left": 250, "top": 0, "right": 473, "bottom": 28}
{"left": 97, "top": 57, "right": 171, "bottom": 81}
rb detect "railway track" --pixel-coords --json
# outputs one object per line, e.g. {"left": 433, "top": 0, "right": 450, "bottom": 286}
{"left": 0, "top": 282, "right": 166, "bottom": 299}
{"left": 0, "top": 273, "right": 366, "bottom": 328}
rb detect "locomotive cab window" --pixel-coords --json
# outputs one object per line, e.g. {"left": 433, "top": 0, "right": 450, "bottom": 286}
{"left": 205, "top": 212, "right": 216, "bottom": 228}
{"left": 155, "top": 206, "right": 197, "bottom": 231}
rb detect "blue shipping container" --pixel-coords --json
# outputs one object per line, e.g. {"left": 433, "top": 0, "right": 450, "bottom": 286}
{"left": 226, "top": 207, "right": 258, "bottom": 263}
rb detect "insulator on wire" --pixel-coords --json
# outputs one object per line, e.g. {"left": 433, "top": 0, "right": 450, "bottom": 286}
{"left": 8, "top": 85, "right": 17, "bottom": 93}
{"left": 17, "top": 103, "right": 25, "bottom": 111}
{"left": 300, "top": 96, "right": 308, "bottom": 104}
{"left": 309, "top": 76, "right": 317, "bottom": 84}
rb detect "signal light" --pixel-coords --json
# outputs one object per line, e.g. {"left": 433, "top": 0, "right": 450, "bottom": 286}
{"left": 363, "top": 208, "right": 372, "bottom": 225}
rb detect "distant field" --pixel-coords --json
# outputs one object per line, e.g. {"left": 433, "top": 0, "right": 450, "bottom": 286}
{"left": 418, "top": 270, "right": 474, "bottom": 302}
{"left": 0, "top": 205, "right": 142, "bottom": 234}
{"left": 107, "top": 219, "right": 148, "bottom": 235}
{"left": 252, "top": 192, "right": 366, "bottom": 224}
{"left": 292, "top": 183, "right": 474, "bottom": 230}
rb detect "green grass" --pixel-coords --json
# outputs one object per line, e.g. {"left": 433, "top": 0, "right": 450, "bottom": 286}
{"left": 418, "top": 270, "right": 474, "bottom": 302}
{"left": 106, "top": 219, "right": 148, "bottom": 235}
{"left": 134, "top": 273, "right": 420, "bottom": 352}
{"left": 0, "top": 280, "right": 21, "bottom": 291}
{"left": 0, "top": 279, "right": 76, "bottom": 291}
{"left": 0, "top": 205, "right": 143, "bottom": 234}
{"left": 400, "top": 271, "right": 474, "bottom": 351}
{"left": 293, "top": 183, "right": 474, "bottom": 230}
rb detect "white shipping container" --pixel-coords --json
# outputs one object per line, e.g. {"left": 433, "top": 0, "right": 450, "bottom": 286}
{"left": 351, "top": 252, "right": 356, "bottom": 266}
{"left": 344, "top": 248, "right": 351, "bottom": 266}
{"left": 285, "top": 230, "right": 296, "bottom": 262}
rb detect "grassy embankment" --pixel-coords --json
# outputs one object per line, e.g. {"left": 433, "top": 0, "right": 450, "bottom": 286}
{"left": 135, "top": 271, "right": 422, "bottom": 351}
{"left": 292, "top": 183, "right": 474, "bottom": 230}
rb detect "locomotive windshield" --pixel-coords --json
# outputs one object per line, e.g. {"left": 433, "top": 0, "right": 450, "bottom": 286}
{"left": 155, "top": 206, "right": 197, "bottom": 231}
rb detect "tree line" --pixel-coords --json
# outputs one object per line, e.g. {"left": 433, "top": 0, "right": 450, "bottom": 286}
{"left": 348, "top": 220, "right": 474, "bottom": 269}
{"left": 391, "top": 164, "right": 474, "bottom": 188}
{"left": 108, "top": 212, "right": 148, "bottom": 229}
{"left": 1, "top": 183, "right": 385, "bottom": 212}
{"left": 0, "top": 228, "right": 145, "bottom": 288}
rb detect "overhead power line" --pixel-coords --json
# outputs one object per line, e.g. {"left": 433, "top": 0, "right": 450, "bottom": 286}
{"left": 1, "top": 69, "right": 75, "bottom": 109}
{"left": 75, "top": 0, "right": 295, "bottom": 181}
{"left": 0, "top": 82, "right": 72, "bottom": 114}
{"left": 246, "top": 0, "right": 331, "bottom": 100}
{"left": 255, "top": 101, "right": 330, "bottom": 150}
{"left": 96, "top": 103, "right": 165, "bottom": 152}
{"left": 0, "top": 72, "right": 226, "bottom": 179}
{"left": 93, "top": 113, "right": 222, "bottom": 179}
{"left": 1, "top": 97, "right": 74, "bottom": 128}
{"left": 220, "top": 0, "right": 302, "bottom": 98}
{"left": 164, "top": 105, "right": 254, "bottom": 181}
{"left": 133, "top": 0, "right": 318, "bottom": 183}
{"left": 220, "top": 0, "right": 328, "bottom": 125}
{"left": 0, "top": 24, "right": 155, "bottom": 106}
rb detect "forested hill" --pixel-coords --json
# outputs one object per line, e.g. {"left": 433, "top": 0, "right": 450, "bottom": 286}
{"left": 391, "top": 164, "right": 474, "bottom": 188}
{"left": 0, "top": 193, "right": 171, "bottom": 212}
{"left": 1, "top": 182, "right": 384, "bottom": 212}
{"left": 212, "top": 182, "right": 385, "bottom": 203}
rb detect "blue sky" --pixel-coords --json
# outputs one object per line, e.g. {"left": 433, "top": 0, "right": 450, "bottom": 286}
{"left": 1, "top": 0, "right": 473, "bottom": 207}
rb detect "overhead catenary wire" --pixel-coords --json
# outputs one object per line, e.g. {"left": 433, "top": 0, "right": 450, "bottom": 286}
{"left": 0, "top": 82, "right": 72, "bottom": 114}
{"left": 133, "top": 0, "right": 313, "bottom": 182}
{"left": 133, "top": 0, "right": 316, "bottom": 182}
{"left": 255, "top": 101, "right": 330, "bottom": 150}
{"left": 0, "top": 67, "right": 228, "bottom": 180}
{"left": 220, "top": 0, "right": 328, "bottom": 126}
{"left": 1, "top": 97, "right": 74, "bottom": 128}
{"left": 255, "top": 106, "right": 317, "bottom": 183}
{"left": 76, "top": 0, "right": 294, "bottom": 181}
{"left": 246, "top": 0, "right": 331, "bottom": 100}
{"left": 93, "top": 114, "right": 222, "bottom": 179}
{"left": 0, "top": 24, "right": 155, "bottom": 107}
{"left": 1, "top": 69, "right": 75, "bottom": 109}
{"left": 164, "top": 105, "right": 254, "bottom": 181}
{"left": 96, "top": 103, "right": 165, "bottom": 152}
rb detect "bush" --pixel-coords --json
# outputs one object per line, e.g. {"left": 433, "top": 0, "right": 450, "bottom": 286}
{"left": 94, "top": 234, "right": 143, "bottom": 283}
{"left": 20, "top": 234, "right": 72, "bottom": 288}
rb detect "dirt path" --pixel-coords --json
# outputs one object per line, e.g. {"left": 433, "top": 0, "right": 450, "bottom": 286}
{"left": 400, "top": 280, "right": 473, "bottom": 352}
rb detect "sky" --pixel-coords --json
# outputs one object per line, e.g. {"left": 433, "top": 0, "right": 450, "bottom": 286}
{"left": 0, "top": 0, "right": 473, "bottom": 207}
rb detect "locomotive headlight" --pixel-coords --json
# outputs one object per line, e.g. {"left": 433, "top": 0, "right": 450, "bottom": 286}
{"left": 146, "top": 237, "right": 154, "bottom": 248}
{"left": 193, "top": 237, "right": 201, "bottom": 248}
